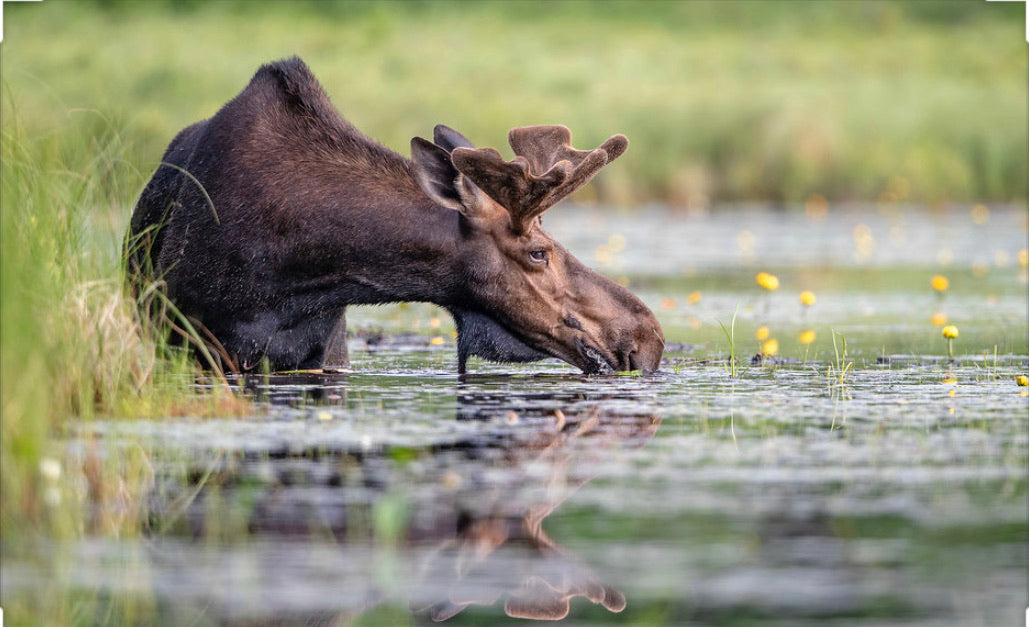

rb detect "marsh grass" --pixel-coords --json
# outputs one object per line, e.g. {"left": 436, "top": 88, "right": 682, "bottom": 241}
{"left": 1, "top": 93, "right": 250, "bottom": 626}
{"left": 717, "top": 304, "right": 741, "bottom": 378}
{"left": 827, "top": 329, "right": 854, "bottom": 387}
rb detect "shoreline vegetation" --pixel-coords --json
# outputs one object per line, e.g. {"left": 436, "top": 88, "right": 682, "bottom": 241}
{"left": 3, "top": 1, "right": 1025, "bottom": 207}
{"left": 0, "top": 2, "right": 1026, "bottom": 624}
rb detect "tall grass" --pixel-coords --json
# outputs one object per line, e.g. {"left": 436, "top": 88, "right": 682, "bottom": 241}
{"left": 0, "top": 91, "right": 247, "bottom": 626}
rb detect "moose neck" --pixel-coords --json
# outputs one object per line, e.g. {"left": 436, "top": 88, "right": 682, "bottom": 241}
{"left": 283, "top": 193, "right": 466, "bottom": 310}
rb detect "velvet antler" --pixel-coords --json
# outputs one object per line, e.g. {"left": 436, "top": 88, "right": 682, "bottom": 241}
{"left": 450, "top": 125, "right": 628, "bottom": 233}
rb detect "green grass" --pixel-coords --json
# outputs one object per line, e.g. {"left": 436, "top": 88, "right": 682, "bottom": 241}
{"left": 0, "top": 96, "right": 248, "bottom": 627}
{"left": 3, "top": 0, "right": 1026, "bottom": 206}
{"left": 717, "top": 303, "right": 741, "bottom": 378}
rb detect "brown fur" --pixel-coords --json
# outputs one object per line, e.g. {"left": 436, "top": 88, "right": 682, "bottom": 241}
{"left": 127, "top": 57, "right": 664, "bottom": 373}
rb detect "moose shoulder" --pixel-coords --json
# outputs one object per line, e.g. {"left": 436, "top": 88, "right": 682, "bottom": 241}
{"left": 127, "top": 57, "right": 664, "bottom": 374}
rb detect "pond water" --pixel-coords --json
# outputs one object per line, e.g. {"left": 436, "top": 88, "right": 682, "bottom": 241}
{"left": 6, "top": 205, "right": 1028, "bottom": 625}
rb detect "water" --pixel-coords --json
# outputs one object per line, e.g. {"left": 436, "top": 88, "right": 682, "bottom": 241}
{"left": 5, "top": 205, "right": 1027, "bottom": 625}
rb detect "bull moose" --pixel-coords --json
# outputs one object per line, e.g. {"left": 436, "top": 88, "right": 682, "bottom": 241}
{"left": 127, "top": 57, "right": 664, "bottom": 374}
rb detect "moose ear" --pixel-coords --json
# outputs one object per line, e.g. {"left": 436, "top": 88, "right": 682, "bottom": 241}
{"left": 433, "top": 125, "right": 475, "bottom": 152}
{"left": 410, "top": 137, "right": 464, "bottom": 212}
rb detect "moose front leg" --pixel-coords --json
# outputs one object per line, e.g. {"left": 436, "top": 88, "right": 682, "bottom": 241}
{"left": 322, "top": 310, "right": 349, "bottom": 371}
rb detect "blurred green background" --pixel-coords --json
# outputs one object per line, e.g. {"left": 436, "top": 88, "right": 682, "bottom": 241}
{"left": 4, "top": 0, "right": 1026, "bottom": 207}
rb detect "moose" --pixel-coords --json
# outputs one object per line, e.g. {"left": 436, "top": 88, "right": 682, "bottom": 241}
{"left": 127, "top": 57, "right": 664, "bottom": 374}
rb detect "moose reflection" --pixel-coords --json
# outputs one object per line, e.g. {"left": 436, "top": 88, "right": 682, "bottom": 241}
{"left": 146, "top": 377, "right": 661, "bottom": 623}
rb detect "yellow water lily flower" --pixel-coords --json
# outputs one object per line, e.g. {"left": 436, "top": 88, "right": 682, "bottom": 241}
{"left": 755, "top": 326, "right": 770, "bottom": 341}
{"left": 941, "top": 325, "right": 958, "bottom": 360}
{"left": 1016, "top": 375, "right": 1028, "bottom": 387}
{"left": 799, "top": 291, "right": 816, "bottom": 306}
{"left": 761, "top": 338, "right": 779, "bottom": 356}
{"left": 756, "top": 272, "right": 780, "bottom": 291}
{"left": 798, "top": 330, "right": 816, "bottom": 345}
{"left": 931, "top": 275, "right": 949, "bottom": 292}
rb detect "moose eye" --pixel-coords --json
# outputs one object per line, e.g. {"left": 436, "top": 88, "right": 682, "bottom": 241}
{"left": 528, "top": 249, "right": 549, "bottom": 264}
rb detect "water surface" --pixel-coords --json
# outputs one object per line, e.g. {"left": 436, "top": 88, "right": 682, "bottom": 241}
{"left": 6, "top": 205, "right": 1027, "bottom": 625}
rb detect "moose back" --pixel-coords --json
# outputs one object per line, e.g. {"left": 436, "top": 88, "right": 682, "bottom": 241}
{"left": 127, "top": 57, "right": 664, "bottom": 374}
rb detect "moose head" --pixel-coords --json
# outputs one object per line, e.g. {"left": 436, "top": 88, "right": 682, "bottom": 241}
{"left": 411, "top": 124, "right": 664, "bottom": 374}
{"left": 127, "top": 57, "right": 664, "bottom": 374}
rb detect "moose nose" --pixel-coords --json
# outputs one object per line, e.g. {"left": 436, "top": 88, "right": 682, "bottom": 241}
{"left": 636, "top": 328, "right": 665, "bottom": 371}
{"left": 618, "top": 325, "right": 664, "bottom": 372}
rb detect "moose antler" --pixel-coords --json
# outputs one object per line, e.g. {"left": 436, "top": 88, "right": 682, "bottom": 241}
{"left": 450, "top": 125, "right": 627, "bottom": 233}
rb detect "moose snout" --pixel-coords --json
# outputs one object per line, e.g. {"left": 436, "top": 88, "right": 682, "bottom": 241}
{"left": 615, "top": 323, "right": 664, "bottom": 372}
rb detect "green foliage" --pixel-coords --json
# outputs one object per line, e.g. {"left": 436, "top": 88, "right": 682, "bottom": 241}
{"left": 717, "top": 304, "right": 741, "bottom": 378}
{"left": 828, "top": 328, "right": 854, "bottom": 385}
{"left": 3, "top": 0, "right": 1025, "bottom": 206}
{"left": 1, "top": 86, "right": 248, "bottom": 627}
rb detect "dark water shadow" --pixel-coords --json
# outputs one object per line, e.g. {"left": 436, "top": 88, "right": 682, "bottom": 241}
{"left": 143, "top": 373, "right": 662, "bottom": 624}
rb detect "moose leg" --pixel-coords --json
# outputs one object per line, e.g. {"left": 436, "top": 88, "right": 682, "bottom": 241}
{"left": 322, "top": 310, "right": 349, "bottom": 371}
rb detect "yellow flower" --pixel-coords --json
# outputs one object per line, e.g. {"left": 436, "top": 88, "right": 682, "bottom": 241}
{"left": 799, "top": 291, "right": 816, "bottom": 306}
{"left": 930, "top": 275, "right": 949, "bottom": 292}
{"left": 429, "top": 336, "right": 446, "bottom": 345}
{"left": 1016, "top": 375, "right": 1028, "bottom": 387}
{"left": 941, "top": 325, "right": 959, "bottom": 339}
{"left": 930, "top": 312, "right": 948, "bottom": 326}
{"left": 1018, "top": 249, "right": 1028, "bottom": 267}
{"left": 942, "top": 375, "right": 957, "bottom": 384}
{"left": 761, "top": 338, "right": 779, "bottom": 356}
{"left": 660, "top": 297, "right": 676, "bottom": 310}
{"left": 755, "top": 326, "right": 770, "bottom": 341}
{"left": 756, "top": 272, "right": 780, "bottom": 291}
{"left": 687, "top": 290, "right": 702, "bottom": 304}
{"left": 798, "top": 330, "right": 816, "bottom": 345}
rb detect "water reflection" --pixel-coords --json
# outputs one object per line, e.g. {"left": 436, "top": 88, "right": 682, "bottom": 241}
{"left": 146, "top": 373, "right": 661, "bottom": 623}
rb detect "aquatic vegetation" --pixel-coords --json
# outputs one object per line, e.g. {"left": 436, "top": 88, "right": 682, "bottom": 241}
{"left": 1017, "top": 375, "right": 1028, "bottom": 387}
{"left": 717, "top": 305, "right": 741, "bottom": 378}
{"left": 942, "top": 325, "right": 959, "bottom": 360}
{"left": 828, "top": 329, "right": 853, "bottom": 386}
